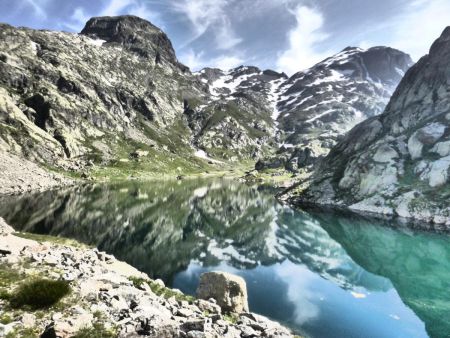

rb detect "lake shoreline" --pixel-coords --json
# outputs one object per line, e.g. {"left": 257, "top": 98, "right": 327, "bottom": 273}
{"left": 0, "top": 218, "right": 298, "bottom": 337}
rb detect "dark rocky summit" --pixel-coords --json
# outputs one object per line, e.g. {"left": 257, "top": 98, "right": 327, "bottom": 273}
{"left": 284, "top": 27, "right": 450, "bottom": 227}
{"left": 80, "top": 15, "right": 187, "bottom": 71}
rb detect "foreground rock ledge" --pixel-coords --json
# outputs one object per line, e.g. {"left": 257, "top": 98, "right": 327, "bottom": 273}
{"left": 0, "top": 218, "right": 296, "bottom": 337}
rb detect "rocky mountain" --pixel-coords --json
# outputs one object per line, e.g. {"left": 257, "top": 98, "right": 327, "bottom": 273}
{"left": 254, "top": 46, "right": 413, "bottom": 172}
{"left": 284, "top": 27, "right": 450, "bottom": 227}
{"left": 0, "top": 15, "right": 280, "bottom": 181}
{"left": 0, "top": 15, "right": 210, "bottom": 177}
{"left": 0, "top": 14, "right": 413, "bottom": 183}
{"left": 189, "top": 66, "right": 287, "bottom": 160}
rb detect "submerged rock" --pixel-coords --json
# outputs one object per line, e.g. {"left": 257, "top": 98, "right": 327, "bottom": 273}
{"left": 196, "top": 271, "right": 249, "bottom": 313}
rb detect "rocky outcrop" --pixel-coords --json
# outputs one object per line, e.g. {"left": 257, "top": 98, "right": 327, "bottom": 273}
{"left": 284, "top": 27, "right": 450, "bottom": 227}
{"left": 197, "top": 272, "right": 249, "bottom": 313}
{"left": 80, "top": 15, "right": 187, "bottom": 71}
{"left": 0, "top": 218, "right": 295, "bottom": 337}
{"left": 0, "top": 16, "right": 205, "bottom": 174}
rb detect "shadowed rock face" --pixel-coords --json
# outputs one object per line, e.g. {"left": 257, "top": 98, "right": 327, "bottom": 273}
{"left": 285, "top": 26, "right": 450, "bottom": 227}
{"left": 80, "top": 15, "right": 186, "bottom": 71}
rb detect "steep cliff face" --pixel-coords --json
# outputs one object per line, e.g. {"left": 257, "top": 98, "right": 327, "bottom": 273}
{"left": 256, "top": 47, "right": 413, "bottom": 172}
{"left": 285, "top": 27, "right": 450, "bottom": 227}
{"left": 80, "top": 15, "right": 186, "bottom": 71}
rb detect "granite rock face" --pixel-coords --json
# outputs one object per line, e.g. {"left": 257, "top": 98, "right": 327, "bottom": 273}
{"left": 285, "top": 27, "right": 450, "bottom": 227}
{"left": 0, "top": 16, "right": 201, "bottom": 171}
{"left": 196, "top": 272, "right": 249, "bottom": 313}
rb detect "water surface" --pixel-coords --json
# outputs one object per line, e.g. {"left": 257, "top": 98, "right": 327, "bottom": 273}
{"left": 1, "top": 179, "right": 449, "bottom": 338}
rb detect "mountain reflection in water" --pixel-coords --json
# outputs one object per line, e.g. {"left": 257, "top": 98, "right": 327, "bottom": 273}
{"left": 1, "top": 179, "right": 449, "bottom": 338}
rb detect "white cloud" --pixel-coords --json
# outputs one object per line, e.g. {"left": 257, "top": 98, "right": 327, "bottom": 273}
{"left": 172, "top": 0, "right": 242, "bottom": 50}
{"left": 276, "top": 5, "right": 332, "bottom": 75}
{"left": 100, "top": 0, "right": 159, "bottom": 22}
{"left": 384, "top": 0, "right": 450, "bottom": 61}
{"left": 211, "top": 55, "right": 244, "bottom": 70}
{"left": 216, "top": 20, "right": 242, "bottom": 50}
{"left": 22, "top": 0, "right": 50, "bottom": 19}
{"left": 64, "top": 7, "right": 90, "bottom": 31}
{"left": 180, "top": 49, "right": 244, "bottom": 71}
{"left": 180, "top": 49, "right": 206, "bottom": 70}
{"left": 100, "top": 0, "right": 132, "bottom": 16}
{"left": 172, "top": 0, "right": 227, "bottom": 38}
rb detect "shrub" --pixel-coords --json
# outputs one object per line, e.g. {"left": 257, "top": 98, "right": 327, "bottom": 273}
{"left": 72, "top": 323, "right": 116, "bottom": 338}
{"left": 9, "top": 279, "right": 70, "bottom": 310}
{"left": 129, "top": 277, "right": 195, "bottom": 303}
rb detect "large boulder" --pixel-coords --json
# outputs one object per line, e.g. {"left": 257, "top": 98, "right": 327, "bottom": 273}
{"left": 196, "top": 272, "right": 249, "bottom": 313}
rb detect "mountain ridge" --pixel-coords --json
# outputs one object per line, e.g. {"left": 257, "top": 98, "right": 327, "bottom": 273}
{"left": 284, "top": 26, "right": 450, "bottom": 228}
{"left": 0, "top": 14, "right": 414, "bottom": 200}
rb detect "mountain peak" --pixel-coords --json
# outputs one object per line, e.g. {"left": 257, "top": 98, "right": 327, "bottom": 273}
{"left": 80, "top": 15, "right": 160, "bottom": 38}
{"left": 80, "top": 15, "right": 186, "bottom": 70}
{"left": 341, "top": 46, "right": 363, "bottom": 52}
{"left": 429, "top": 26, "right": 450, "bottom": 55}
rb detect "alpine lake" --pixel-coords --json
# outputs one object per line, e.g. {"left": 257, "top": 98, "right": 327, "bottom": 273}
{"left": 1, "top": 178, "right": 449, "bottom": 338}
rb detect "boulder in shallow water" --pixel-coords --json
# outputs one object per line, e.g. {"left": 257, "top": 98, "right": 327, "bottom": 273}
{"left": 196, "top": 271, "right": 249, "bottom": 313}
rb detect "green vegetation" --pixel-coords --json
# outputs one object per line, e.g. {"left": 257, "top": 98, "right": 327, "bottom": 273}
{"left": 129, "top": 277, "right": 195, "bottom": 303}
{"left": 0, "top": 263, "right": 23, "bottom": 289}
{"left": 223, "top": 313, "right": 239, "bottom": 324}
{"left": 9, "top": 279, "right": 71, "bottom": 310}
{"left": 0, "top": 313, "right": 13, "bottom": 325}
{"left": 5, "top": 328, "right": 38, "bottom": 338}
{"left": 72, "top": 322, "right": 117, "bottom": 338}
{"left": 14, "top": 232, "right": 90, "bottom": 248}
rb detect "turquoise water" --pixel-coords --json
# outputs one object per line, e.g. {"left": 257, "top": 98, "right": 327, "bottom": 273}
{"left": 1, "top": 178, "right": 449, "bottom": 338}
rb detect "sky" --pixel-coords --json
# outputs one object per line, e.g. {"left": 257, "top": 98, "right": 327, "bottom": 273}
{"left": 0, "top": 0, "right": 449, "bottom": 74}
